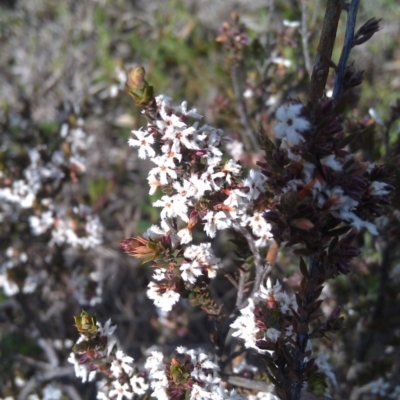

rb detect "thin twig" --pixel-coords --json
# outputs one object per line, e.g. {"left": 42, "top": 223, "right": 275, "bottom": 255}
{"left": 300, "top": 1, "right": 312, "bottom": 78}
{"left": 235, "top": 225, "right": 272, "bottom": 298}
{"left": 17, "top": 366, "right": 74, "bottom": 400}
{"left": 333, "top": 0, "right": 360, "bottom": 100}
{"left": 307, "top": 0, "right": 342, "bottom": 106}
{"left": 265, "top": 0, "right": 275, "bottom": 49}
{"left": 230, "top": 64, "right": 259, "bottom": 151}
{"left": 220, "top": 347, "right": 247, "bottom": 370}
{"left": 236, "top": 266, "right": 247, "bottom": 306}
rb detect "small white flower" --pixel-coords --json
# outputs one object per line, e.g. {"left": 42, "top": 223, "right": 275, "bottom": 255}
{"left": 190, "top": 384, "right": 213, "bottom": 399}
{"left": 153, "top": 194, "right": 189, "bottom": 222}
{"left": 203, "top": 211, "right": 231, "bottom": 238}
{"left": 189, "top": 174, "right": 212, "bottom": 199}
{"left": 226, "top": 140, "right": 244, "bottom": 161}
{"left": 266, "top": 327, "right": 281, "bottom": 342}
{"left": 230, "top": 299, "right": 261, "bottom": 352}
{"left": 369, "top": 181, "right": 392, "bottom": 196}
{"left": 97, "top": 319, "right": 117, "bottom": 337}
{"left": 130, "top": 374, "right": 149, "bottom": 395}
{"left": 274, "top": 103, "right": 310, "bottom": 146}
{"left": 128, "top": 129, "right": 156, "bottom": 160}
{"left": 109, "top": 381, "right": 133, "bottom": 400}
{"left": 147, "top": 174, "right": 161, "bottom": 195}
{"left": 153, "top": 269, "right": 167, "bottom": 281}
{"left": 180, "top": 260, "right": 203, "bottom": 284}
{"left": 149, "top": 156, "right": 177, "bottom": 185}
{"left": 242, "top": 169, "right": 267, "bottom": 200}
{"left": 177, "top": 227, "right": 193, "bottom": 244}
{"left": 147, "top": 282, "right": 180, "bottom": 311}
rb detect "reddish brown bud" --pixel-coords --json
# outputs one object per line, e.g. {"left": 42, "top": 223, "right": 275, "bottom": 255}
{"left": 120, "top": 237, "right": 155, "bottom": 260}
{"left": 290, "top": 218, "right": 315, "bottom": 231}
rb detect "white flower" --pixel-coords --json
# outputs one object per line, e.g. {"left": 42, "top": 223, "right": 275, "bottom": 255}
{"left": 180, "top": 260, "right": 203, "bottom": 284}
{"left": 204, "top": 145, "right": 223, "bottom": 167}
{"left": 226, "top": 140, "right": 244, "bottom": 161}
{"left": 274, "top": 103, "right": 310, "bottom": 146}
{"left": 112, "top": 350, "right": 134, "bottom": 376}
{"left": 369, "top": 181, "right": 392, "bottom": 196}
{"left": 153, "top": 194, "right": 189, "bottom": 222}
{"left": 190, "top": 351, "right": 218, "bottom": 382}
{"left": 161, "top": 141, "right": 182, "bottom": 167}
{"left": 223, "top": 189, "right": 248, "bottom": 218}
{"left": 189, "top": 174, "right": 212, "bottom": 199}
{"left": 29, "top": 211, "right": 54, "bottom": 236}
{"left": 0, "top": 272, "right": 19, "bottom": 296}
{"left": 315, "top": 352, "right": 337, "bottom": 386}
{"left": 177, "top": 227, "right": 193, "bottom": 244}
{"left": 144, "top": 224, "right": 169, "bottom": 240}
{"left": 266, "top": 328, "right": 281, "bottom": 342}
{"left": 230, "top": 299, "right": 261, "bottom": 352}
{"left": 109, "top": 381, "right": 133, "bottom": 400}
{"left": 318, "top": 187, "right": 358, "bottom": 212}
{"left": 130, "top": 374, "right": 149, "bottom": 395}
{"left": 173, "top": 179, "right": 193, "bottom": 199}
{"left": 149, "top": 156, "right": 177, "bottom": 185}
{"left": 128, "top": 129, "right": 156, "bottom": 160}
{"left": 222, "top": 159, "right": 242, "bottom": 174}
{"left": 178, "top": 101, "right": 203, "bottom": 119}
{"left": 183, "top": 243, "right": 221, "bottom": 278}
{"left": 68, "top": 353, "right": 96, "bottom": 382}
{"left": 320, "top": 155, "right": 343, "bottom": 172}
{"left": 97, "top": 319, "right": 117, "bottom": 337}
{"left": 334, "top": 210, "right": 378, "bottom": 235}
{"left": 153, "top": 269, "right": 167, "bottom": 281}
{"left": 145, "top": 351, "right": 165, "bottom": 375}
{"left": 147, "top": 174, "right": 161, "bottom": 195}
{"left": 242, "top": 169, "right": 267, "bottom": 200}
{"left": 247, "top": 212, "right": 272, "bottom": 240}
{"left": 190, "top": 384, "right": 213, "bottom": 399}
{"left": 177, "top": 126, "right": 202, "bottom": 150}
{"left": 369, "top": 378, "right": 390, "bottom": 396}
{"left": 147, "top": 282, "right": 180, "bottom": 311}
{"left": 145, "top": 351, "right": 169, "bottom": 400}
{"left": 203, "top": 211, "right": 231, "bottom": 238}
{"left": 200, "top": 167, "right": 225, "bottom": 192}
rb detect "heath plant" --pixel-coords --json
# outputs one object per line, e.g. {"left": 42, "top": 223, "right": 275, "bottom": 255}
{"left": 2, "top": 1, "right": 400, "bottom": 400}
{"left": 68, "top": 2, "right": 400, "bottom": 399}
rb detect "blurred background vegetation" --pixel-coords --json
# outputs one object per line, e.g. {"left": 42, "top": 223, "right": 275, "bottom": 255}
{"left": 1, "top": 0, "right": 400, "bottom": 399}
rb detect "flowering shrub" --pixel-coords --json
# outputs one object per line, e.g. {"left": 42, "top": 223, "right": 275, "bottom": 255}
{"left": 70, "top": 23, "right": 397, "bottom": 397}
{"left": 2, "top": 1, "right": 400, "bottom": 400}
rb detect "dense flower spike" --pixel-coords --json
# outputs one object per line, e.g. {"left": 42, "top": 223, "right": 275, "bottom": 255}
{"left": 123, "top": 93, "right": 273, "bottom": 313}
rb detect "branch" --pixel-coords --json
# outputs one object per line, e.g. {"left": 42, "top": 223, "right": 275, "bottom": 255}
{"left": 225, "top": 375, "right": 331, "bottom": 399}
{"left": 332, "top": 0, "right": 360, "bottom": 100}
{"left": 236, "top": 266, "right": 247, "bottom": 306}
{"left": 307, "top": 0, "right": 342, "bottom": 106}
{"left": 235, "top": 224, "right": 272, "bottom": 298}
{"left": 300, "top": 1, "right": 312, "bottom": 78}
{"left": 230, "top": 63, "right": 259, "bottom": 151}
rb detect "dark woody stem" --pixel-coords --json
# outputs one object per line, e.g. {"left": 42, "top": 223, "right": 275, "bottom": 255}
{"left": 291, "top": 256, "right": 320, "bottom": 400}
{"left": 308, "top": 0, "right": 342, "bottom": 106}
{"left": 332, "top": 0, "right": 360, "bottom": 100}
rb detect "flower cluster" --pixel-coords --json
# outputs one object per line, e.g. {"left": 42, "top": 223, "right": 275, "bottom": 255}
{"left": 69, "top": 312, "right": 149, "bottom": 399}
{"left": 123, "top": 91, "right": 271, "bottom": 311}
{"left": 260, "top": 100, "right": 392, "bottom": 263}
{"left": 230, "top": 279, "right": 297, "bottom": 353}
{"left": 70, "top": 312, "right": 246, "bottom": 400}
{"left": 0, "top": 108, "right": 104, "bottom": 301}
